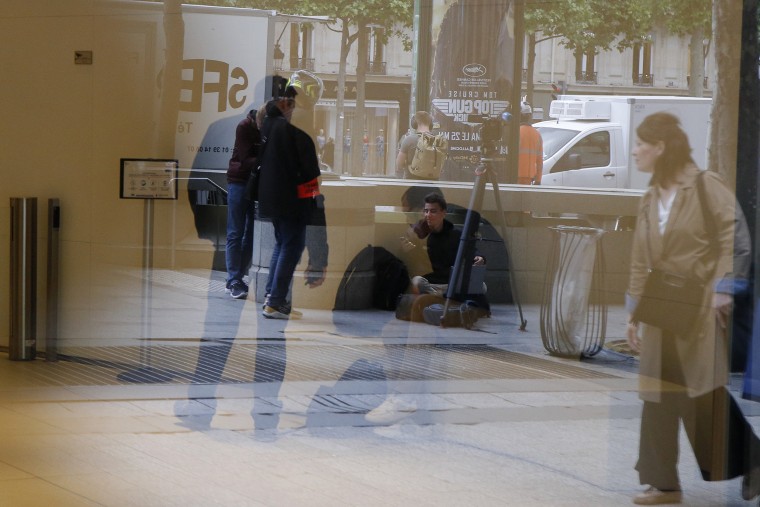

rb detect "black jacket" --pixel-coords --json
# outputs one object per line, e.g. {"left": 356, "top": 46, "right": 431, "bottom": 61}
{"left": 257, "top": 103, "right": 321, "bottom": 220}
{"left": 425, "top": 219, "right": 466, "bottom": 284}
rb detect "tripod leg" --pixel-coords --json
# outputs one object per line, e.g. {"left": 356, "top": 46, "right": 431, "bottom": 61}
{"left": 442, "top": 170, "right": 487, "bottom": 326}
{"left": 487, "top": 170, "right": 527, "bottom": 330}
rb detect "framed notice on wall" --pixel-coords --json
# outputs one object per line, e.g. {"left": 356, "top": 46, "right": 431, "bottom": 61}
{"left": 119, "top": 158, "right": 179, "bottom": 200}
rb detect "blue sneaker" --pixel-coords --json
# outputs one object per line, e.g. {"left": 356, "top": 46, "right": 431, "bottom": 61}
{"left": 229, "top": 280, "right": 248, "bottom": 299}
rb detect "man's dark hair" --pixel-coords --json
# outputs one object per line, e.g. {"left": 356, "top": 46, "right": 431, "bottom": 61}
{"left": 401, "top": 185, "right": 441, "bottom": 211}
{"left": 423, "top": 192, "right": 447, "bottom": 211}
{"left": 412, "top": 111, "right": 433, "bottom": 130}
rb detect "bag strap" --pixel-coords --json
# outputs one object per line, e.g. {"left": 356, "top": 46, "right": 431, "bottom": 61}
{"left": 644, "top": 170, "right": 717, "bottom": 268}
{"left": 696, "top": 170, "right": 718, "bottom": 252}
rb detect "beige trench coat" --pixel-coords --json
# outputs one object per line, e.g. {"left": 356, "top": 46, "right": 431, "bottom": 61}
{"left": 628, "top": 167, "right": 750, "bottom": 401}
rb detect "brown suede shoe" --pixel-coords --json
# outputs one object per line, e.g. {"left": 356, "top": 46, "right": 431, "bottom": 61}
{"left": 633, "top": 487, "right": 682, "bottom": 505}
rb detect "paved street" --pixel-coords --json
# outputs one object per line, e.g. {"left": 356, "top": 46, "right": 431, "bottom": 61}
{"left": 0, "top": 268, "right": 757, "bottom": 506}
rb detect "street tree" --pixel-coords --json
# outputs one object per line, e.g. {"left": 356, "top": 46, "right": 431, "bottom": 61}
{"left": 710, "top": 0, "right": 742, "bottom": 186}
{"left": 192, "top": 0, "right": 412, "bottom": 175}
{"left": 524, "top": 0, "right": 713, "bottom": 102}
{"left": 524, "top": 0, "right": 651, "bottom": 104}
{"left": 652, "top": 0, "right": 712, "bottom": 97}
{"left": 158, "top": 0, "right": 184, "bottom": 158}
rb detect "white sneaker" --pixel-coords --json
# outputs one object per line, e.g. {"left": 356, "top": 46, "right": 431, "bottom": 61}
{"left": 365, "top": 395, "right": 417, "bottom": 424}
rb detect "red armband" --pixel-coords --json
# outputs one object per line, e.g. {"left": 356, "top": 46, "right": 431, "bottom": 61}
{"left": 296, "top": 177, "right": 320, "bottom": 199}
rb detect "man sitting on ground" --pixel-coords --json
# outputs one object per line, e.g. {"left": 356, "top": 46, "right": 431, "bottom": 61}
{"left": 408, "top": 192, "right": 485, "bottom": 298}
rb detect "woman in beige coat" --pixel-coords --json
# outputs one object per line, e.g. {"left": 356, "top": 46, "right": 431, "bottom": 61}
{"left": 626, "top": 112, "right": 759, "bottom": 505}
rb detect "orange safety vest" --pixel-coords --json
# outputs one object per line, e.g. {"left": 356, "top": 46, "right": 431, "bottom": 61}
{"left": 518, "top": 124, "right": 543, "bottom": 185}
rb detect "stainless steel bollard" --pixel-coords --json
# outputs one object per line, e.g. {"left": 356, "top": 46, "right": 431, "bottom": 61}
{"left": 46, "top": 199, "right": 60, "bottom": 361}
{"left": 9, "top": 197, "right": 37, "bottom": 360}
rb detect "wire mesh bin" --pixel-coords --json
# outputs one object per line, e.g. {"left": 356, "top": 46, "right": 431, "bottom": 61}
{"left": 540, "top": 226, "right": 607, "bottom": 357}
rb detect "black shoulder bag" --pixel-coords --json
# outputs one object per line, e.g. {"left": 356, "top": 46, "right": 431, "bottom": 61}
{"left": 245, "top": 138, "right": 266, "bottom": 202}
{"left": 632, "top": 172, "right": 717, "bottom": 336}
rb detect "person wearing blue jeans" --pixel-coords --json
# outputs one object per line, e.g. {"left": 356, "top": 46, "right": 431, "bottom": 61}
{"left": 225, "top": 107, "right": 262, "bottom": 299}
{"left": 225, "top": 182, "right": 255, "bottom": 298}
{"left": 264, "top": 216, "right": 307, "bottom": 313}
{"left": 257, "top": 81, "right": 324, "bottom": 319}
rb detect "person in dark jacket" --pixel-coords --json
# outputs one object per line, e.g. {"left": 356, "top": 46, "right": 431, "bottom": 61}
{"left": 409, "top": 192, "right": 484, "bottom": 297}
{"left": 258, "top": 87, "right": 323, "bottom": 319}
{"left": 225, "top": 107, "right": 262, "bottom": 299}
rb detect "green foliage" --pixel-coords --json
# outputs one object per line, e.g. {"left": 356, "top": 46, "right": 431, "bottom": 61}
{"left": 525, "top": 0, "right": 711, "bottom": 53}
{"left": 181, "top": 0, "right": 413, "bottom": 51}
{"left": 655, "top": 0, "right": 712, "bottom": 37}
{"left": 212, "top": 0, "right": 413, "bottom": 32}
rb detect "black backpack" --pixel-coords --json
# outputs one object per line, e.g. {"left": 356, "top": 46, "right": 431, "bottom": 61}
{"left": 371, "top": 246, "right": 410, "bottom": 311}
{"left": 333, "top": 245, "right": 375, "bottom": 310}
{"left": 334, "top": 245, "right": 410, "bottom": 311}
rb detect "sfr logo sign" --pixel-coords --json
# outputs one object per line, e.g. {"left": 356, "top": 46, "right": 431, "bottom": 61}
{"left": 180, "top": 59, "right": 247, "bottom": 113}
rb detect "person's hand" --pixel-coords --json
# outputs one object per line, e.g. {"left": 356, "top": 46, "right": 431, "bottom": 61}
{"left": 305, "top": 266, "right": 326, "bottom": 288}
{"left": 400, "top": 234, "right": 416, "bottom": 252}
{"left": 713, "top": 292, "right": 733, "bottom": 329}
{"left": 626, "top": 317, "right": 640, "bottom": 353}
{"left": 473, "top": 256, "right": 485, "bottom": 266}
{"left": 411, "top": 219, "right": 430, "bottom": 239}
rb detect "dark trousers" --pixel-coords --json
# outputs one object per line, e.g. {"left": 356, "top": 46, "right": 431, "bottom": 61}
{"left": 265, "top": 216, "right": 307, "bottom": 307}
{"left": 225, "top": 182, "right": 255, "bottom": 283}
{"left": 637, "top": 335, "right": 760, "bottom": 490}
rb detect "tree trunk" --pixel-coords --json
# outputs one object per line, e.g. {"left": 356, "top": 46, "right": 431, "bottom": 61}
{"left": 526, "top": 32, "right": 536, "bottom": 106}
{"left": 334, "top": 21, "right": 350, "bottom": 174}
{"left": 351, "top": 24, "right": 369, "bottom": 176}
{"left": 736, "top": 0, "right": 760, "bottom": 238}
{"left": 688, "top": 29, "right": 705, "bottom": 97}
{"left": 709, "top": 0, "right": 742, "bottom": 187}
{"left": 158, "top": 0, "right": 183, "bottom": 158}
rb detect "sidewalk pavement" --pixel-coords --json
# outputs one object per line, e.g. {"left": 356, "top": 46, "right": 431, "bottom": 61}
{"left": 0, "top": 268, "right": 758, "bottom": 506}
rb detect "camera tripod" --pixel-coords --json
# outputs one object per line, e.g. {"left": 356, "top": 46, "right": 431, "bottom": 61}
{"left": 440, "top": 156, "right": 527, "bottom": 330}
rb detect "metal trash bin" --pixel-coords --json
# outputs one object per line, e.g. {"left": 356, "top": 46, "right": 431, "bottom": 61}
{"left": 540, "top": 225, "right": 607, "bottom": 357}
{"left": 9, "top": 197, "right": 37, "bottom": 360}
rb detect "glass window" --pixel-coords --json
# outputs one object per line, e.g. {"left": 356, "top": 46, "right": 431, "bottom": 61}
{"left": 551, "top": 131, "right": 611, "bottom": 173}
{"left": 536, "top": 127, "right": 580, "bottom": 160}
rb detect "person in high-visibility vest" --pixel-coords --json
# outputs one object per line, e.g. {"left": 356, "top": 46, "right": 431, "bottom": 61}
{"left": 518, "top": 101, "right": 543, "bottom": 185}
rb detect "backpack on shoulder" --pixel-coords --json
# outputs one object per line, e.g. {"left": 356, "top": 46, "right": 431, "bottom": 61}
{"left": 409, "top": 132, "right": 448, "bottom": 180}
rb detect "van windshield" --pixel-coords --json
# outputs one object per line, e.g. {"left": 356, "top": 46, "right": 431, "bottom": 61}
{"left": 535, "top": 127, "right": 580, "bottom": 160}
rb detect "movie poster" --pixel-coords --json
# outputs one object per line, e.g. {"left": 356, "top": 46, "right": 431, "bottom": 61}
{"left": 429, "top": 0, "right": 514, "bottom": 181}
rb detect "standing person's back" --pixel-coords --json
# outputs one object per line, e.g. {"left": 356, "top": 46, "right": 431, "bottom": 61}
{"left": 258, "top": 100, "right": 319, "bottom": 221}
{"left": 396, "top": 111, "right": 432, "bottom": 179}
{"left": 258, "top": 89, "right": 322, "bottom": 319}
{"left": 518, "top": 102, "right": 543, "bottom": 185}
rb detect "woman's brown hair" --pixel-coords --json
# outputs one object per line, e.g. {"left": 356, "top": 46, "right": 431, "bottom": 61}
{"left": 636, "top": 112, "right": 695, "bottom": 186}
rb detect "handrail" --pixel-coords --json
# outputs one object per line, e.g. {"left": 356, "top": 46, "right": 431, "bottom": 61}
{"left": 170, "top": 177, "right": 228, "bottom": 196}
